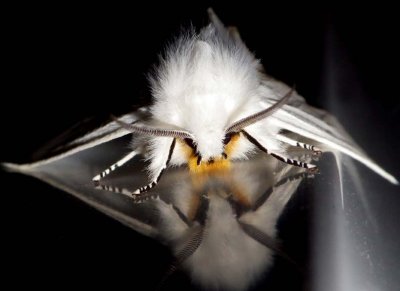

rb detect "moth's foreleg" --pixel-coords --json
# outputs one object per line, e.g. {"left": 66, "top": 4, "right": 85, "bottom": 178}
{"left": 92, "top": 150, "right": 140, "bottom": 183}
{"left": 276, "top": 134, "right": 322, "bottom": 155}
{"left": 91, "top": 149, "right": 142, "bottom": 200}
{"left": 132, "top": 138, "right": 176, "bottom": 196}
{"left": 241, "top": 130, "right": 318, "bottom": 172}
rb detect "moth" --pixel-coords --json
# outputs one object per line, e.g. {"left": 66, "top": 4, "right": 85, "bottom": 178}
{"left": 5, "top": 9, "right": 396, "bottom": 201}
{"left": 89, "top": 8, "right": 397, "bottom": 198}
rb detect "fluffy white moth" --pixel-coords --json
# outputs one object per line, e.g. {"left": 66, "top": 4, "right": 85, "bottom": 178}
{"left": 91, "top": 9, "right": 398, "bottom": 197}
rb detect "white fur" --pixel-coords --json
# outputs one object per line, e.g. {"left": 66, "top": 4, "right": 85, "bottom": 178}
{"left": 146, "top": 24, "right": 279, "bottom": 175}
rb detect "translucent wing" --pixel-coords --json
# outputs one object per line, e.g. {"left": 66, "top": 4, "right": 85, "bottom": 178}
{"left": 4, "top": 108, "right": 149, "bottom": 170}
{"left": 263, "top": 79, "right": 398, "bottom": 184}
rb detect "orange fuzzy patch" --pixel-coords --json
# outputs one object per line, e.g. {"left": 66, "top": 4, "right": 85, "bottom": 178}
{"left": 178, "top": 133, "right": 241, "bottom": 174}
{"left": 224, "top": 133, "right": 240, "bottom": 157}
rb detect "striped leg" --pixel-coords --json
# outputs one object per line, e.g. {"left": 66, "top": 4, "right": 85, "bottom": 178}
{"left": 132, "top": 138, "right": 176, "bottom": 196}
{"left": 96, "top": 183, "right": 160, "bottom": 203}
{"left": 269, "top": 153, "right": 318, "bottom": 172}
{"left": 276, "top": 134, "right": 322, "bottom": 155}
{"left": 241, "top": 130, "right": 318, "bottom": 172}
{"left": 96, "top": 184, "right": 133, "bottom": 197}
{"left": 92, "top": 150, "right": 139, "bottom": 183}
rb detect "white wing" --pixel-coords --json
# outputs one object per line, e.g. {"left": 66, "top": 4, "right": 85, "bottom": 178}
{"left": 208, "top": 8, "right": 398, "bottom": 185}
{"left": 262, "top": 78, "right": 398, "bottom": 184}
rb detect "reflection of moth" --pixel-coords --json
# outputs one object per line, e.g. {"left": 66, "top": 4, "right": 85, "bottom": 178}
{"left": 90, "top": 8, "right": 397, "bottom": 198}
{"left": 151, "top": 155, "right": 307, "bottom": 291}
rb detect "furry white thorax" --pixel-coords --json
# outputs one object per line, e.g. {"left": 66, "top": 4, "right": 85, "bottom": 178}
{"left": 149, "top": 25, "right": 268, "bottom": 161}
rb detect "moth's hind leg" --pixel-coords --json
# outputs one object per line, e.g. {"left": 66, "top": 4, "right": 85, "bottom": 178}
{"left": 269, "top": 152, "right": 319, "bottom": 173}
{"left": 92, "top": 149, "right": 140, "bottom": 183}
{"left": 241, "top": 130, "right": 318, "bottom": 173}
{"left": 276, "top": 134, "right": 322, "bottom": 155}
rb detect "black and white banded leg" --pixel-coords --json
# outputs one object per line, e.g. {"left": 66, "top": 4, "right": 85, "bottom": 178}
{"left": 96, "top": 183, "right": 160, "bottom": 203}
{"left": 92, "top": 150, "right": 140, "bottom": 183}
{"left": 242, "top": 130, "right": 318, "bottom": 172}
{"left": 276, "top": 134, "right": 322, "bottom": 155}
{"left": 96, "top": 184, "right": 132, "bottom": 197}
{"left": 132, "top": 138, "right": 176, "bottom": 196}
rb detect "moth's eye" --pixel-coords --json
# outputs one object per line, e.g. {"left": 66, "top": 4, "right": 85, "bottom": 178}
{"left": 223, "top": 133, "right": 233, "bottom": 146}
{"left": 184, "top": 138, "right": 196, "bottom": 150}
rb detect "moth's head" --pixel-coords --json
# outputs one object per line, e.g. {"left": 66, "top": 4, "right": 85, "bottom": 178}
{"left": 176, "top": 88, "right": 294, "bottom": 172}
{"left": 191, "top": 127, "right": 224, "bottom": 160}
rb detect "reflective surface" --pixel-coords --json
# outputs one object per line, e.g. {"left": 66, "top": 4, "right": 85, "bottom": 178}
{"left": 4, "top": 132, "right": 399, "bottom": 290}
{"left": 4, "top": 135, "right": 312, "bottom": 290}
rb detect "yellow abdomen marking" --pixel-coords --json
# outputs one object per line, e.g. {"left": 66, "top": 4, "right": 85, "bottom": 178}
{"left": 178, "top": 133, "right": 241, "bottom": 174}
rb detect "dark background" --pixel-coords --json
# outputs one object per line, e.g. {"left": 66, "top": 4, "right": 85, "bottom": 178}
{"left": 2, "top": 3, "right": 399, "bottom": 290}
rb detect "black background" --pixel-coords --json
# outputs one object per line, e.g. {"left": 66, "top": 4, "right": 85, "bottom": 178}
{"left": 2, "top": 3, "right": 399, "bottom": 290}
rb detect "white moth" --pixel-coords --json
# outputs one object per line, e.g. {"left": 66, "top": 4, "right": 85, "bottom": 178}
{"left": 90, "top": 9, "right": 398, "bottom": 198}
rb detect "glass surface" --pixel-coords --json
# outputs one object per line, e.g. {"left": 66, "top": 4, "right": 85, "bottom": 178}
{"left": 4, "top": 132, "right": 399, "bottom": 290}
